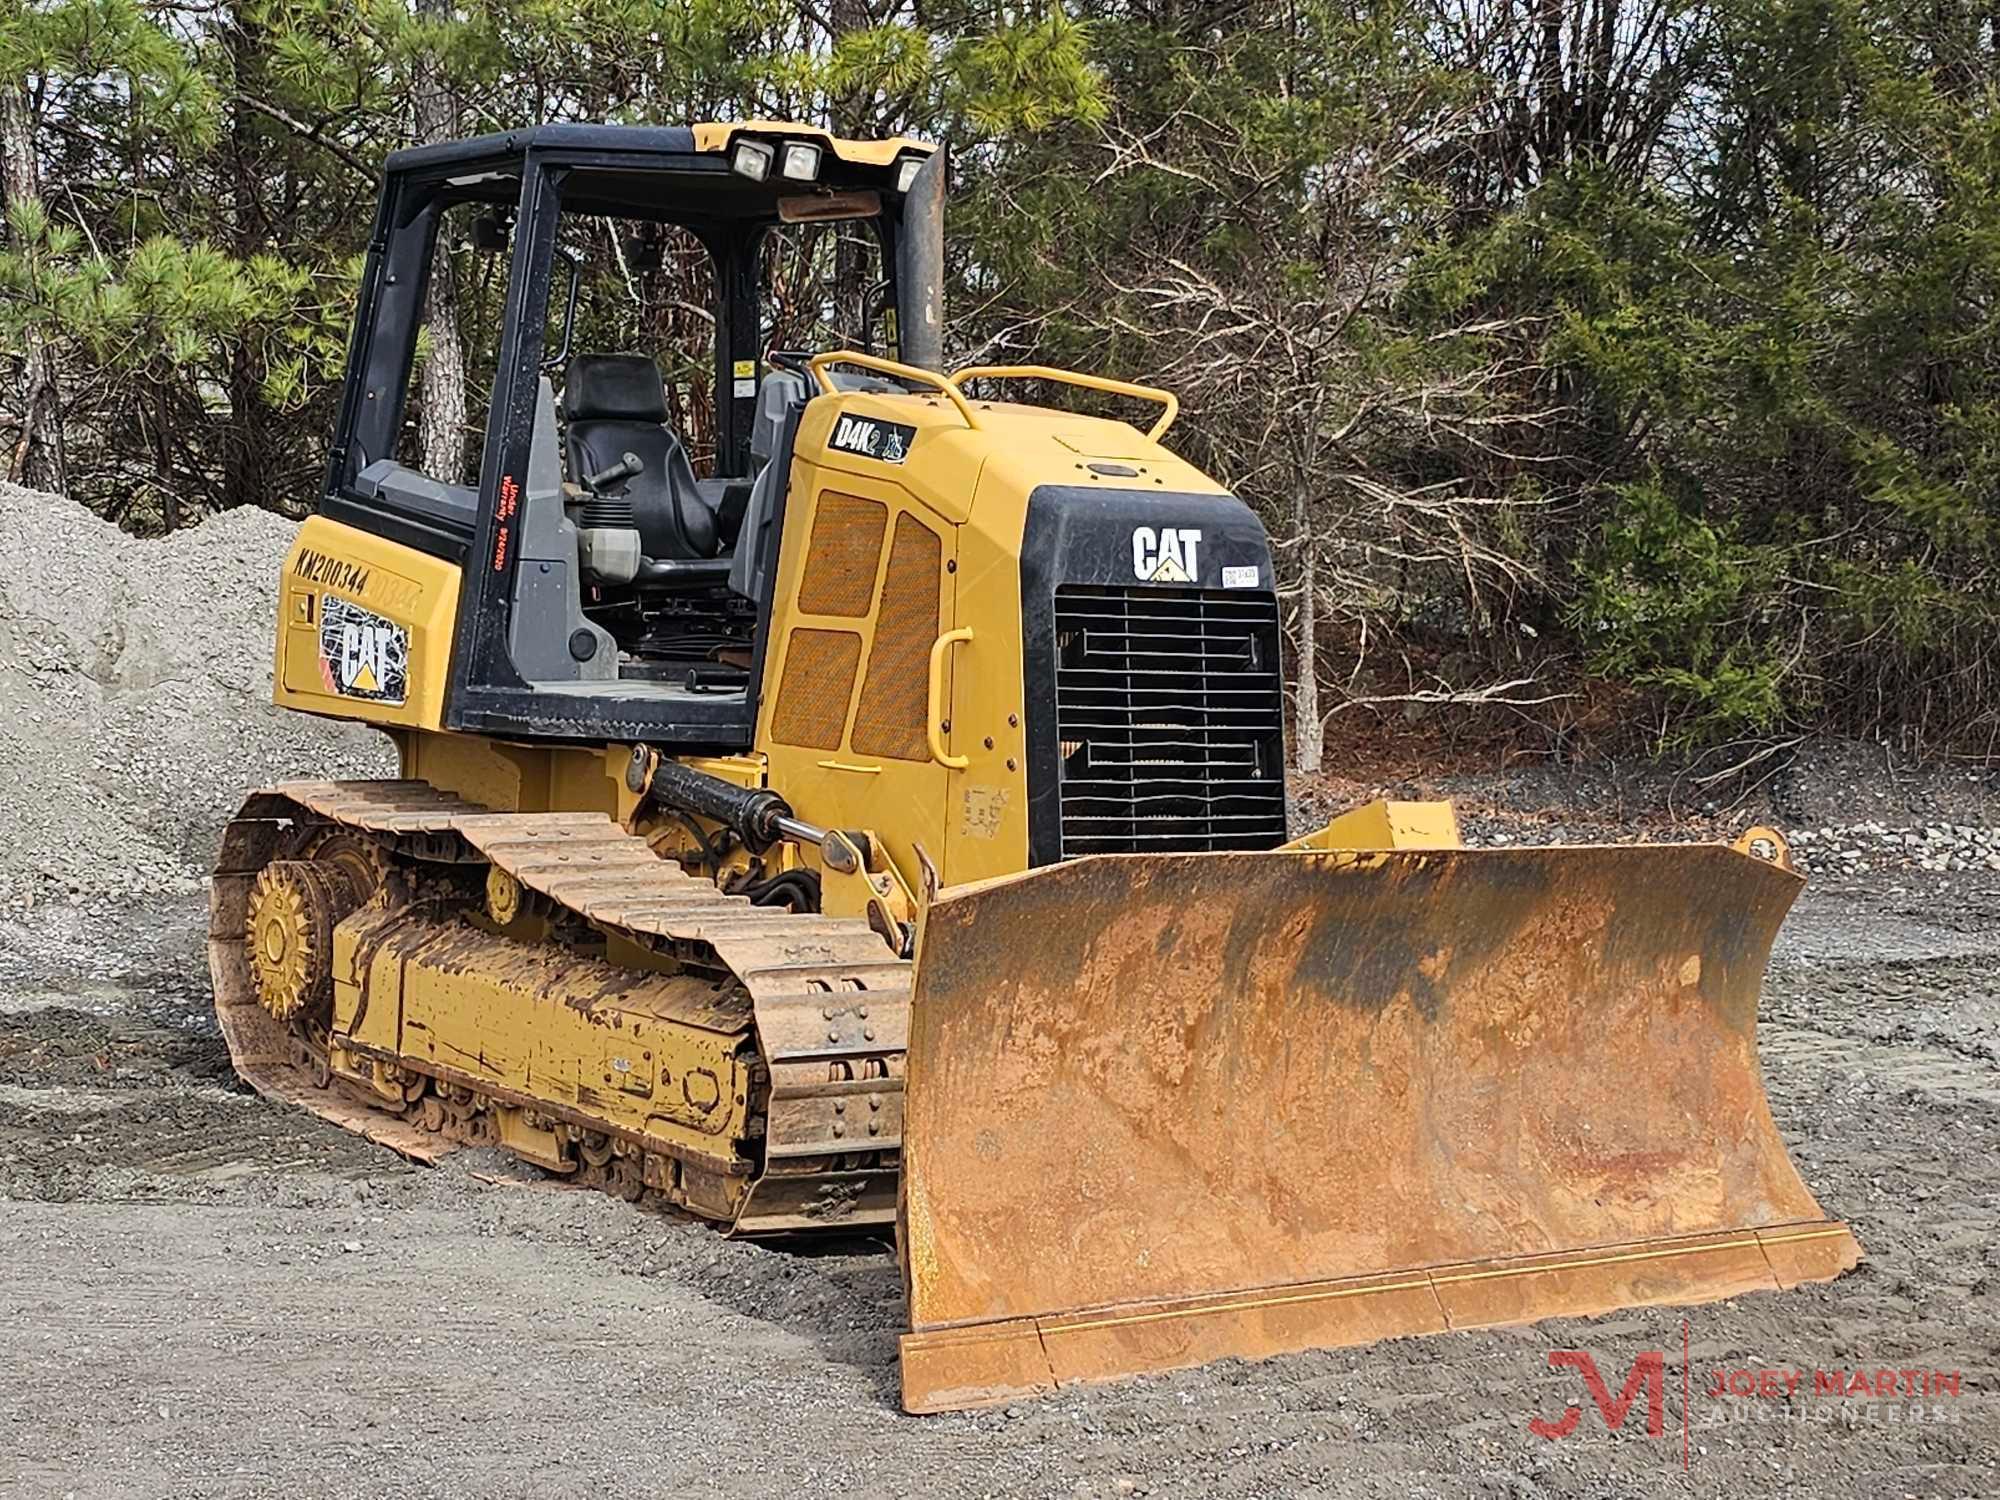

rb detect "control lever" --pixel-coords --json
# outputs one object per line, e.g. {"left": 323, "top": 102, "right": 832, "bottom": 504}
{"left": 584, "top": 451, "right": 644, "bottom": 491}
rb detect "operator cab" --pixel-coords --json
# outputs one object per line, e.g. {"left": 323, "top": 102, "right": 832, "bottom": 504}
{"left": 323, "top": 122, "right": 944, "bottom": 745}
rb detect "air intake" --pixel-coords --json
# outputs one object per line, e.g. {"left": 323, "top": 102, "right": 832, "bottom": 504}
{"left": 1052, "top": 585, "right": 1288, "bottom": 855}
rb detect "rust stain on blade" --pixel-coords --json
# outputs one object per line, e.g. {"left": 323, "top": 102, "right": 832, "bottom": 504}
{"left": 897, "top": 844, "right": 1861, "bottom": 1413}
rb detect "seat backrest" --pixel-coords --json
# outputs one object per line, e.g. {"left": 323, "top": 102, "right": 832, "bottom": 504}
{"left": 729, "top": 372, "right": 809, "bottom": 601}
{"left": 562, "top": 354, "right": 718, "bottom": 561}
{"left": 751, "top": 369, "right": 808, "bottom": 465}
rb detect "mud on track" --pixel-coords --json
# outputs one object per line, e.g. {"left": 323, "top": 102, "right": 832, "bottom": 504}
{"left": 0, "top": 875, "right": 1995, "bottom": 1500}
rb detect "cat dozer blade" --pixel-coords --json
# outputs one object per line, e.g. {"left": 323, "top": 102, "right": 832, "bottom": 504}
{"left": 897, "top": 835, "right": 1860, "bottom": 1413}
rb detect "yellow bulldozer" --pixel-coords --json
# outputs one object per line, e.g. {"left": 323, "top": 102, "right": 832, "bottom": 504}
{"left": 211, "top": 121, "right": 1859, "bottom": 1413}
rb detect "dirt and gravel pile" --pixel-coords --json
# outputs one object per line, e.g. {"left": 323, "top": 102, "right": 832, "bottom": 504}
{"left": 0, "top": 482, "right": 391, "bottom": 909}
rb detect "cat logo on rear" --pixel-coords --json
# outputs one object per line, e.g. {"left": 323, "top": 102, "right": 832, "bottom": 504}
{"left": 318, "top": 595, "right": 409, "bottom": 705}
{"left": 1132, "top": 526, "right": 1201, "bottom": 583}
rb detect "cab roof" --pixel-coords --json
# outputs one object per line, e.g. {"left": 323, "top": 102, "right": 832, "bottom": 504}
{"left": 385, "top": 121, "right": 935, "bottom": 175}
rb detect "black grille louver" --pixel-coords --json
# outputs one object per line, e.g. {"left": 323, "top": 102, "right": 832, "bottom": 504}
{"left": 1052, "top": 585, "right": 1288, "bottom": 855}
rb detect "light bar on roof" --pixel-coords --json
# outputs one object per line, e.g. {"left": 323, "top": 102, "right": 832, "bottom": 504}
{"left": 730, "top": 139, "right": 774, "bottom": 182}
{"left": 779, "top": 141, "right": 822, "bottom": 181}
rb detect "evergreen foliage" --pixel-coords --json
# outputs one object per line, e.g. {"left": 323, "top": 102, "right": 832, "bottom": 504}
{"left": 3, "top": 0, "right": 1996, "bottom": 756}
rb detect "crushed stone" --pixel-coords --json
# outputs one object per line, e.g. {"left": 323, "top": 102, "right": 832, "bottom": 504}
{"left": 0, "top": 481, "right": 392, "bottom": 907}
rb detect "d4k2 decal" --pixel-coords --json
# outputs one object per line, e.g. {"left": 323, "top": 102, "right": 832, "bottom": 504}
{"left": 828, "top": 413, "right": 916, "bottom": 464}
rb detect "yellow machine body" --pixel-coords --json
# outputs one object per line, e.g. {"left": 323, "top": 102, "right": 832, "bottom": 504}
{"left": 270, "top": 372, "right": 1225, "bottom": 896}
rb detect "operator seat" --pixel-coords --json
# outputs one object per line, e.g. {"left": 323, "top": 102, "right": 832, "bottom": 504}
{"left": 728, "top": 368, "right": 809, "bottom": 602}
{"left": 562, "top": 354, "right": 719, "bottom": 560}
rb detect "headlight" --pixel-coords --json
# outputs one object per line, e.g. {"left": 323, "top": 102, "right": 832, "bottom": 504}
{"left": 896, "top": 156, "right": 925, "bottom": 194}
{"left": 779, "top": 141, "right": 822, "bottom": 181}
{"left": 730, "top": 139, "right": 773, "bottom": 181}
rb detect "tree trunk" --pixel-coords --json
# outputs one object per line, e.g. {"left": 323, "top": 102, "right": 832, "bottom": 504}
{"left": 417, "top": 245, "right": 467, "bottom": 479}
{"left": 1, "top": 82, "right": 68, "bottom": 495}
{"left": 826, "top": 0, "right": 876, "bottom": 135}
{"left": 1292, "top": 483, "right": 1323, "bottom": 774}
{"left": 413, "top": 0, "right": 467, "bottom": 481}
{"left": 220, "top": 12, "right": 269, "bottom": 517}
{"left": 152, "top": 379, "right": 180, "bottom": 532}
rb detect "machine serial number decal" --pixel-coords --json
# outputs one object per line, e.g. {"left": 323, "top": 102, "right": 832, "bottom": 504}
{"left": 1132, "top": 526, "right": 1201, "bottom": 584}
{"left": 290, "top": 546, "right": 423, "bottom": 610}
{"left": 318, "top": 595, "right": 409, "bottom": 705}
{"left": 828, "top": 414, "right": 916, "bottom": 464}
{"left": 292, "top": 547, "right": 371, "bottom": 596}
{"left": 1222, "top": 565, "right": 1260, "bottom": 589}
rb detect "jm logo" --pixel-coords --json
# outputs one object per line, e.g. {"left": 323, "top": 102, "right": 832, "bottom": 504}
{"left": 1529, "top": 1350, "right": 1667, "bottom": 1441}
{"left": 1132, "top": 525, "right": 1200, "bottom": 583}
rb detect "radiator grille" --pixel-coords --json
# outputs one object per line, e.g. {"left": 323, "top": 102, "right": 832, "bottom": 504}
{"left": 1053, "top": 585, "right": 1287, "bottom": 855}
{"left": 852, "top": 513, "right": 942, "bottom": 761}
{"left": 770, "top": 628, "right": 861, "bottom": 749}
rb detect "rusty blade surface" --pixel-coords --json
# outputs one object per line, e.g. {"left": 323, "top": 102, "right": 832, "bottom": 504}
{"left": 898, "top": 843, "right": 1861, "bottom": 1413}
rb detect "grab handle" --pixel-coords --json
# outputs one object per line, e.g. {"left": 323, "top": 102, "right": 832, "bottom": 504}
{"left": 926, "top": 628, "right": 975, "bottom": 769}
{"left": 807, "top": 350, "right": 983, "bottom": 432}
{"left": 947, "top": 365, "right": 1179, "bottom": 441}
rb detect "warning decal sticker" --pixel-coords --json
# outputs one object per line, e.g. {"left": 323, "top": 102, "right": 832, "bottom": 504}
{"left": 318, "top": 595, "right": 409, "bottom": 705}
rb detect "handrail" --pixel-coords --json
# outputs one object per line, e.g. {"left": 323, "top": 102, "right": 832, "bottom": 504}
{"left": 806, "top": 350, "right": 982, "bottom": 431}
{"left": 926, "top": 627, "right": 974, "bottom": 769}
{"left": 801, "top": 352, "right": 1183, "bottom": 444}
{"left": 947, "top": 364, "right": 1180, "bottom": 442}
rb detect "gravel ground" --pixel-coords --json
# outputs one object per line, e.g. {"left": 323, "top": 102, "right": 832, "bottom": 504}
{"left": 0, "top": 483, "right": 1993, "bottom": 1495}
{"left": 0, "top": 867, "right": 1994, "bottom": 1499}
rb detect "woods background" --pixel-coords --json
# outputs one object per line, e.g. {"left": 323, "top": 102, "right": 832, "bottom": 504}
{"left": 4, "top": 0, "right": 1998, "bottom": 770}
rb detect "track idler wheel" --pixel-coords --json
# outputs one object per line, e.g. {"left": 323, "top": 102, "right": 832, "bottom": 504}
{"left": 246, "top": 858, "right": 368, "bottom": 1024}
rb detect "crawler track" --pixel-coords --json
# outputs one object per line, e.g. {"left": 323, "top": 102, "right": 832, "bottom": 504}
{"left": 209, "top": 779, "right": 907, "bottom": 1233}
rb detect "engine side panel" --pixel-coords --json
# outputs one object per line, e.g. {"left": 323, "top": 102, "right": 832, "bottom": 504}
{"left": 756, "top": 386, "right": 1267, "bottom": 888}
{"left": 753, "top": 417, "right": 964, "bottom": 895}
